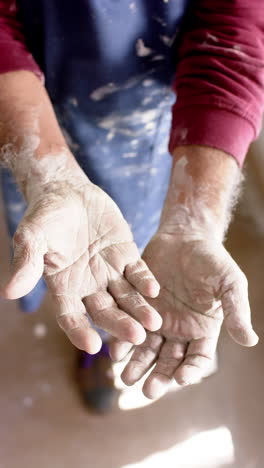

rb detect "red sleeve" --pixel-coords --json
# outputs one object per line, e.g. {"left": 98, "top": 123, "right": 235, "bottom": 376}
{"left": 0, "top": 0, "right": 43, "bottom": 80}
{"left": 169, "top": 0, "right": 264, "bottom": 166}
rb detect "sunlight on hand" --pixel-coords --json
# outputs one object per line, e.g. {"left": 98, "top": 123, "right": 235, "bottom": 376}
{"left": 116, "top": 353, "right": 218, "bottom": 410}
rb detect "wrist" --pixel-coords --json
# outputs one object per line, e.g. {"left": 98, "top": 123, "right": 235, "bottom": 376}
{"left": 158, "top": 208, "right": 223, "bottom": 242}
{"left": 159, "top": 145, "right": 242, "bottom": 241}
{"left": 0, "top": 71, "right": 89, "bottom": 201}
{"left": 23, "top": 149, "right": 89, "bottom": 202}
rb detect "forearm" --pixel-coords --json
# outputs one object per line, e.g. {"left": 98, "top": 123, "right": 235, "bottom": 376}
{"left": 159, "top": 145, "right": 242, "bottom": 241}
{"left": 0, "top": 71, "right": 86, "bottom": 200}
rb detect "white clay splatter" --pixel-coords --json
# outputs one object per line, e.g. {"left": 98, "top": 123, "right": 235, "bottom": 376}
{"left": 142, "top": 97, "right": 152, "bottom": 106}
{"left": 206, "top": 32, "right": 219, "bottom": 43}
{"left": 145, "top": 122, "right": 156, "bottom": 133}
{"left": 106, "top": 131, "right": 115, "bottom": 141}
{"left": 23, "top": 396, "right": 33, "bottom": 408}
{"left": 142, "top": 79, "right": 154, "bottom": 87}
{"left": 90, "top": 72, "right": 155, "bottom": 102}
{"left": 98, "top": 109, "right": 158, "bottom": 133}
{"left": 136, "top": 39, "right": 153, "bottom": 57}
{"left": 149, "top": 168, "right": 158, "bottom": 175}
{"left": 152, "top": 55, "right": 165, "bottom": 62}
{"left": 159, "top": 35, "right": 174, "bottom": 47}
{"left": 153, "top": 16, "right": 167, "bottom": 27}
{"left": 232, "top": 45, "right": 246, "bottom": 56}
{"left": 33, "top": 323, "right": 48, "bottom": 338}
{"left": 116, "top": 163, "right": 152, "bottom": 178}
{"left": 180, "top": 128, "right": 188, "bottom": 141}
{"left": 9, "top": 1, "right": 17, "bottom": 12}
{"left": 90, "top": 83, "right": 119, "bottom": 101}
{"left": 122, "top": 152, "right": 137, "bottom": 159}
{"left": 69, "top": 97, "right": 78, "bottom": 107}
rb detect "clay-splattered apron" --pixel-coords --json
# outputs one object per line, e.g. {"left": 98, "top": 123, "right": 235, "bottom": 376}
{"left": 1, "top": 0, "right": 189, "bottom": 312}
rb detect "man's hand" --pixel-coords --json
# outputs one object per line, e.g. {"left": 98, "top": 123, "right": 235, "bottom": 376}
{"left": 0, "top": 71, "right": 161, "bottom": 354}
{"left": 1, "top": 176, "right": 161, "bottom": 353}
{"left": 110, "top": 145, "right": 259, "bottom": 399}
{"left": 112, "top": 232, "right": 258, "bottom": 399}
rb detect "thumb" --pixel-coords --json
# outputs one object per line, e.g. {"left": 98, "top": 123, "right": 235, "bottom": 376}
{"left": 221, "top": 272, "right": 259, "bottom": 347}
{"left": 1, "top": 225, "right": 46, "bottom": 299}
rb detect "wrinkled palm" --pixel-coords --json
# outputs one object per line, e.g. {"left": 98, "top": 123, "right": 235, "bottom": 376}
{"left": 111, "top": 232, "right": 258, "bottom": 399}
{"left": 1, "top": 181, "right": 161, "bottom": 353}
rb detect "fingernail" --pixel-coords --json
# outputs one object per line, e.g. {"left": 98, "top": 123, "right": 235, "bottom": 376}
{"left": 177, "top": 366, "right": 201, "bottom": 386}
{"left": 121, "top": 364, "right": 142, "bottom": 386}
{"left": 148, "top": 281, "right": 160, "bottom": 298}
{"left": 148, "top": 312, "right": 163, "bottom": 332}
{"left": 132, "top": 328, "right": 146, "bottom": 345}
{"left": 145, "top": 376, "right": 170, "bottom": 399}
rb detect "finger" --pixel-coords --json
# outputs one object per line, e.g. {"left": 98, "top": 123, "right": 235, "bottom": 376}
{"left": 1, "top": 226, "right": 46, "bottom": 299}
{"left": 54, "top": 295, "right": 102, "bottom": 354}
{"left": 108, "top": 277, "right": 162, "bottom": 331}
{"left": 83, "top": 291, "right": 146, "bottom": 345}
{"left": 143, "top": 340, "right": 187, "bottom": 399}
{"left": 125, "top": 259, "right": 160, "bottom": 298}
{"left": 109, "top": 339, "right": 133, "bottom": 361}
{"left": 221, "top": 274, "right": 259, "bottom": 347}
{"left": 174, "top": 336, "right": 218, "bottom": 386}
{"left": 121, "top": 332, "right": 163, "bottom": 386}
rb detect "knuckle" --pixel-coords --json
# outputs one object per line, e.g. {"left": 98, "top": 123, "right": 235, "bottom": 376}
{"left": 14, "top": 223, "right": 36, "bottom": 244}
{"left": 121, "top": 292, "right": 143, "bottom": 307}
{"left": 126, "top": 259, "right": 146, "bottom": 276}
{"left": 223, "top": 265, "right": 248, "bottom": 292}
{"left": 57, "top": 313, "right": 79, "bottom": 333}
{"left": 13, "top": 231, "right": 30, "bottom": 252}
{"left": 109, "top": 277, "right": 125, "bottom": 290}
{"left": 136, "top": 304, "right": 151, "bottom": 313}
{"left": 86, "top": 292, "right": 113, "bottom": 311}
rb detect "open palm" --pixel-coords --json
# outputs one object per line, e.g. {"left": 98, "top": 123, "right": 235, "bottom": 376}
{"left": 112, "top": 232, "right": 258, "bottom": 399}
{"left": 1, "top": 180, "right": 161, "bottom": 353}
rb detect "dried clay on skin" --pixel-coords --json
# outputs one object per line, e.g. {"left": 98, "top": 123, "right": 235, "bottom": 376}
{"left": 159, "top": 155, "right": 243, "bottom": 241}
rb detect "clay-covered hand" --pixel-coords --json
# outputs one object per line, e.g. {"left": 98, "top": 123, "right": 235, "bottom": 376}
{"left": 1, "top": 179, "right": 161, "bottom": 353}
{"left": 111, "top": 232, "right": 258, "bottom": 399}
